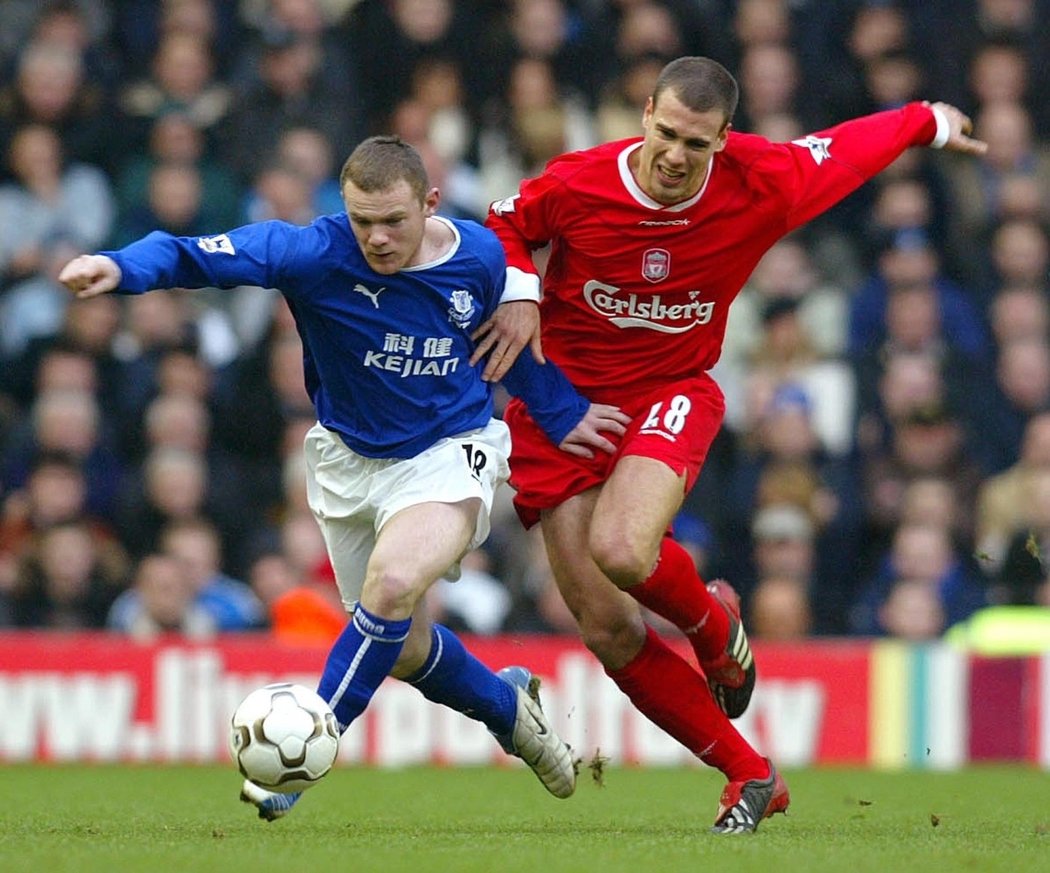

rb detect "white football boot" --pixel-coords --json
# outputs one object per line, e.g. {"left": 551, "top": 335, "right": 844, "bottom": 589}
{"left": 493, "top": 666, "right": 576, "bottom": 799}
{"left": 240, "top": 780, "right": 302, "bottom": 821}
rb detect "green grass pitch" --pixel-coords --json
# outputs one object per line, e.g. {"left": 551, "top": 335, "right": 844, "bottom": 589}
{"left": 0, "top": 763, "right": 1046, "bottom": 873}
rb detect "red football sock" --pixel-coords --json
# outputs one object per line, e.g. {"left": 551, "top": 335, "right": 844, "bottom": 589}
{"left": 627, "top": 536, "right": 729, "bottom": 662}
{"left": 606, "top": 626, "right": 768, "bottom": 782}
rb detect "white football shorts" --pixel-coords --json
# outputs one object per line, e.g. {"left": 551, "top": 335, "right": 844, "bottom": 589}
{"left": 303, "top": 419, "right": 511, "bottom": 608}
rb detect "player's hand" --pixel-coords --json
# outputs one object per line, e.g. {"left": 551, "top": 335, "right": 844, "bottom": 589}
{"left": 57, "top": 254, "right": 122, "bottom": 298}
{"left": 926, "top": 101, "right": 988, "bottom": 156}
{"left": 558, "top": 403, "right": 631, "bottom": 459}
{"left": 470, "top": 300, "right": 544, "bottom": 382}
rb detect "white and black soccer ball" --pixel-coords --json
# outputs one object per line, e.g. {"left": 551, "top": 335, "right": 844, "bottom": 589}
{"left": 229, "top": 683, "right": 340, "bottom": 793}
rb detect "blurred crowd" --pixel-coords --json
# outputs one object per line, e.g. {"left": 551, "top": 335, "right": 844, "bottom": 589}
{"left": 1, "top": 0, "right": 1049, "bottom": 645}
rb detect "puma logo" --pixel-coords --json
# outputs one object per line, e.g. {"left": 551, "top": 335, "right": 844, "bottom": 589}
{"left": 354, "top": 283, "right": 386, "bottom": 308}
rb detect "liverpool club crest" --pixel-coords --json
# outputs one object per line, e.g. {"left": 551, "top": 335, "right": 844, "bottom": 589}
{"left": 642, "top": 248, "right": 670, "bottom": 283}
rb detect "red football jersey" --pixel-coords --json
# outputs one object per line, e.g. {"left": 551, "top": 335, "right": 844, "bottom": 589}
{"left": 487, "top": 102, "right": 940, "bottom": 403}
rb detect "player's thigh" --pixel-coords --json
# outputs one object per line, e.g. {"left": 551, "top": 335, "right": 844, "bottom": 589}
{"left": 372, "top": 419, "right": 510, "bottom": 554}
{"left": 366, "top": 498, "right": 480, "bottom": 603}
{"left": 541, "top": 493, "right": 646, "bottom": 659}
{"left": 592, "top": 454, "right": 685, "bottom": 564}
{"left": 593, "top": 376, "right": 723, "bottom": 554}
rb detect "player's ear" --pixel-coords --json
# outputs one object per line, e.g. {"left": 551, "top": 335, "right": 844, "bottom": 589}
{"left": 423, "top": 186, "right": 440, "bottom": 217}
{"left": 641, "top": 96, "right": 654, "bottom": 129}
{"left": 714, "top": 123, "right": 731, "bottom": 152}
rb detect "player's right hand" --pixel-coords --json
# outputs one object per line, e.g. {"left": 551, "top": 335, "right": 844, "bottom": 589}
{"left": 57, "top": 254, "right": 122, "bottom": 298}
{"left": 558, "top": 403, "right": 631, "bottom": 459}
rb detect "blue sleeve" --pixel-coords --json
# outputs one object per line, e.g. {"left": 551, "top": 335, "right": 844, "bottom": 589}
{"left": 100, "top": 223, "right": 298, "bottom": 293}
{"left": 500, "top": 350, "right": 590, "bottom": 446}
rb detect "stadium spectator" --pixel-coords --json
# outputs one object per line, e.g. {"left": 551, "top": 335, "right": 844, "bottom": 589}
{"left": 750, "top": 503, "right": 817, "bottom": 591}
{"left": 111, "top": 444, "right": 211, "bottom": 560}
{"left": 981, "top": 336, "right": 1050, "bottom": 473}
{"left": 988, "top": 283, "right": 1050, "bottom": 349}
{"left": 859, "top": 399, "right": 985, "bottom": 570}
{"left": 877, "top": 577, "right": 947, "bottom": 641}
{"left": 993, "top": 466, "right": 1050, "bottom": 605}
{"left": 247, "top": 550, "right": 344, "bottom": 645}
{"left": 9, "top": 518, "right": 124, "bottom": 629}
{"left": 219, "top": 22, "right": 365, "bottom": 185}
{"left": 0, "top": 295, "right": 124, "bottom": 449}
{"left": 116, "top": 30, "right": 232, "bottom": 157}
{"left": 109, "top": 161, "right": 210, "bottom": 248}
{"left": 0, "top": 450, "right": 125, "bottom": 606}
{"left": 107, "top": 551, "right": 216, "bottom": 641}
{"left": 593, "top": 52, "right": 667, "bottom": 144}
{"left": 720, "top": 383, "right": 864, "bottom": 624}
{"left": 720, "top": 236, "right": 850, "bottom": 368}
{"left": 0, "top": 38, "right": 121, "bottom": 176}
{"left": 851, "top": 520, "right": 988, "bottom": 637}
{"left": 243, "top": 161, "right": 317, "bottom": 226}
{"left": 0, "top": 238, "right": 81, "bottom": 362}
{"left": 232, "top": 0, "right": 358, "bottom": 98}
{"left": 728, "top": 296, "right": 856, "bottom": 458}
{"left": 113, "top": 110, "right": 244, "bottom": 234}
{"left": 937, "top": 100, "right": 1050, "bottom": 284}
{"left": 848, "top": 226, "right": 989, "bottom": 367}
{"left": 975, "top": 412, "right": 1050, "bottom": 572}
{"left": 158, "top": 516, "right": 265, "bottom": 632}
{"left": 917, "top": 0, "right": 1050, "bottom": 139}
{"left": 748, "top": 573, "right": 813, "bottom": 642}
{"left": 110, "top": 0, "right": 241, "bottom": 82}
{"left": 0, "top": 123, "right": 115, "bottom": 289}
{"left": 251, "top": 125, "right": 343, "bottom": 218}
{"left": 735, "top": 42, "right": 802, "bottom": 134}
{"left": 2, "top": 386, "right": 124, "bottom": 523}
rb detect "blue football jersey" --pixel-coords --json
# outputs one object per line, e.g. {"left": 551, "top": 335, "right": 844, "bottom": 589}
{"left": 103, "top": 214, "right": 586, "bottom": 458}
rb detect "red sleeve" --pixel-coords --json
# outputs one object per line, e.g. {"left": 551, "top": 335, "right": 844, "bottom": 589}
{"left": 755, "top": 102, "right": 939, "bottom": 234}
{"left": 485, "top": 155, "right": 582, "bottom": 276}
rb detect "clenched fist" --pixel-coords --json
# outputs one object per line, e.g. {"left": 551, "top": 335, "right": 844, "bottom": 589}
{"left": 57, "top": 254, "right": 122, "bottom": 298}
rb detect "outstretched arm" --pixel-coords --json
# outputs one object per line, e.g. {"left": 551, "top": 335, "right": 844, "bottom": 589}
{"left": 58, "top": 254, "right": 122, "bottom": 298}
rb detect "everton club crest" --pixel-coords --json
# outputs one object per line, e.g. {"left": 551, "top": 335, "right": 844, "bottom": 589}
{"left": 448, "top": 288, "right": 476, "bottom": 329}
{"left": 642, "top": 248, "right": 670, "bottom": 283}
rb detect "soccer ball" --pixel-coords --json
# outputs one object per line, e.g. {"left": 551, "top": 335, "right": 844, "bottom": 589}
{"left": 229, "top": 683, "right": 340, "bottom": 793}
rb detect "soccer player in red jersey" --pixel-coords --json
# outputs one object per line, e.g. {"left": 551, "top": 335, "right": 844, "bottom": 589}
{"left": 478, "top": 56, "right": 988, "bottom": 834}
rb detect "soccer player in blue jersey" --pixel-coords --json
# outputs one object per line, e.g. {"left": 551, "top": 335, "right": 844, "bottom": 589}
{"left": 58, "top": 135, "right": 630, "bottom": 819}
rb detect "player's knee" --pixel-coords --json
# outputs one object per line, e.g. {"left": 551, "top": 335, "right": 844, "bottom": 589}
{"left": 578, "top": 610, "right": 646, "bottom": 666}
{"left": 589, "top": 531, "right": 651, "bottom": 588}
{"left": 360, "top": 568, "right": 421, "bottom": 619}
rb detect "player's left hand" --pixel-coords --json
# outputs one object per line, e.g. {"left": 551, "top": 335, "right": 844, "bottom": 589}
{"left": 558, "top": 403, "right": 632, "bottom": 459}
{"left": 470, "top": 300, "right": 544, "bottom": 382}
{"left": 926, "top": 101, "right": 988, "bottom": 156}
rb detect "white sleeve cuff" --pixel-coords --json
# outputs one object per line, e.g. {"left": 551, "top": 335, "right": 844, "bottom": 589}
{"left": 499, "top": 266, "right": 541, "bottom": 304}
{"left": 929, "top": 106, "right": 950, "bottom": 149}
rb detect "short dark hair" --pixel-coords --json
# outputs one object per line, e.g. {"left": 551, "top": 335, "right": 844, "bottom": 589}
{"left": 339, "top": 135, "right": 429, "bottom": 203}
{"left": 652, "top": 56, "right": 739, "bottom": 125}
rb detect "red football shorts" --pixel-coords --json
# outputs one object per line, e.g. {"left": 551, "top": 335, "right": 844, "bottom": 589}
{"left": 504, "top": 374, "right": 725, "bottom": 528}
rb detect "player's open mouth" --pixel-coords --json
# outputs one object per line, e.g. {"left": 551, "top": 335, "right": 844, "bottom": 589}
{"left": 657, "top": 166, "right": 685, "bottom": 185}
